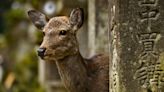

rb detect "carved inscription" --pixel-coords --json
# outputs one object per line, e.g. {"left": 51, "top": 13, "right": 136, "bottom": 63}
{"left": 139, "top": 0, "right": 157, "bottom": 6}
{"left": 134, "top": 0, "right": 164, "bottom": 91}
{"left": 134, "top": 33, "right": 164, "bottom": 89}
{"left": 139, "top": 8, "right": 159, "bottom": 22}
{"left": 139, "top": 0, "right": 159, "bottom": 24}
{"left": 138, "top": 33, "right": 158, "bottom": 57}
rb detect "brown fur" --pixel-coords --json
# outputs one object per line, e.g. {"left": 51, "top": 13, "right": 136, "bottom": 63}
{"left": 28, "top": 8, "right": 109, "bottom": 92}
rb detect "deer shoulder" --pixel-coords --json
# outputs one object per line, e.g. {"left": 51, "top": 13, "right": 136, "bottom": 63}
{"left": 85, "top": 54, "right": 109, "bottom": 92}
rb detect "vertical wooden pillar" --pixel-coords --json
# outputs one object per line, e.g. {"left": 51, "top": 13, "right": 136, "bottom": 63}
{"left": 88, "top": 0, "right": 108, "bottom": 57}
{"left": 88, "top": 0, "right": 96, "bottom": 57}
{"left": 109, "top": 0, "right": 164, "bottom": 92}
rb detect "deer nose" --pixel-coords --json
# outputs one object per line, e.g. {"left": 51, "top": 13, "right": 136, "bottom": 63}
{"left": 37, "top": 48, "right": 46, "bottom": 58}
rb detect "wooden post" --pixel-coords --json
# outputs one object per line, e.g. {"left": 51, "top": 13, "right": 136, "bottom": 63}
{"left": 88, "top": 0, "right": 109, "bottom": 57}
{"left": 109, "top": 0, "right": 164, "bottom": 92}
{"left": 88, "top": 0, "right": 96, "bottom": 57}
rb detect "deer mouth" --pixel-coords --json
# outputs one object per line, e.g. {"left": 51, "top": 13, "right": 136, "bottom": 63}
{"left": 40, "top": 54, "right": 53, "bottom": 60}
{"left": 37, "top": 53, "right": 45, "bottom": 59}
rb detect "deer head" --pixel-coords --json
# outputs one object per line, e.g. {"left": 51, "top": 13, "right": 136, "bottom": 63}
{"left": 28, "top": 8, "right": 84, "bottom": 61}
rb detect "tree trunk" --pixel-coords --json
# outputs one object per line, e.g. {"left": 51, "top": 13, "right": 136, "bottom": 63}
{"left": 108, "top": 0, "right": 164, "bottom": 92}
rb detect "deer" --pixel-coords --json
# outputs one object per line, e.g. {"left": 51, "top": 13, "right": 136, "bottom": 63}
{"left": 27, "top": 8, "right": 109, "bottom": 92}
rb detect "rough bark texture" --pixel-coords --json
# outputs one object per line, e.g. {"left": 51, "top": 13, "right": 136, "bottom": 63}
{"left": 109, "top": 0, "right": 164, "bottom": 92}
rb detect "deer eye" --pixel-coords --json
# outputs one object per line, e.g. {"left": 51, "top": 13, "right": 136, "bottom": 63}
{"left": 59, "top": 30, "right": 67, "bottom": 35}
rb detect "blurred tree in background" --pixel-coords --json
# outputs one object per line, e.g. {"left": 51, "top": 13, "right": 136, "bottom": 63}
{"left": 0, "top": 0, "right": 46, "bottom": 92}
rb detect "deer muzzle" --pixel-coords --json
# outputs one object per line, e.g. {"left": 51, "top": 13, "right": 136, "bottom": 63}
{"left": 37, "top": 48, "right": 46, "bottom": 59}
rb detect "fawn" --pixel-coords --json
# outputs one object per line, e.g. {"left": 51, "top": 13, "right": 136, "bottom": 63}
{"left": 28, "top": 8, "right": 109, "bottom": 92}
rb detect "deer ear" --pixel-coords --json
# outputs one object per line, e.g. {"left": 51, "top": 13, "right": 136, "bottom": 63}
{"left": 69, "top": 8, "right": 84, "bottom": 31}
{"left": 27, "top": 10, "right": 49, "bottom": 30}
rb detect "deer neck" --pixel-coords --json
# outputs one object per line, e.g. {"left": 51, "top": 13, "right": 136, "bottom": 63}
{"left": 55, "top": 52, "right": 88, "bottom": 92}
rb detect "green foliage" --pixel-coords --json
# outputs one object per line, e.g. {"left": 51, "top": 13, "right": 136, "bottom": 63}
{"left": 4, "top": 9, "right": 26, "bottom": 28}
{"left": 15, "top": 0, "right": 42, "bottom": 8}
{"left": 35, "top": 31, "right": 44, "bottom": 45}
{"left": 12, "top": 50, "right": 45, "bottom": 92}
{"left": 0, "top": 35, "right": 7, "bottom": 49}
{"left": 0, "top": 1, "right": 46, "bottom": 92}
